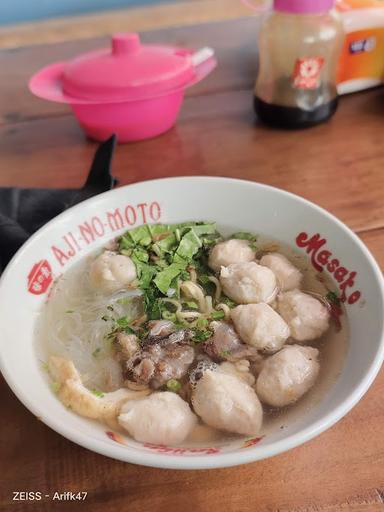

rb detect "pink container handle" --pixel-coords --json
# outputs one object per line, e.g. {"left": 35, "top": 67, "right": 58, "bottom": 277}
{"left": 241, "top": 0, "right": 270, "bottom": 12}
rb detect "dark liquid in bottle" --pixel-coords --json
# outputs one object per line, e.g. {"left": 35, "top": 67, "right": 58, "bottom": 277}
{"left": 254, "top": 78, "right": 338, "bottom": 129}
{"left": 254, "top": 96, "right": 338, "bottom": 129}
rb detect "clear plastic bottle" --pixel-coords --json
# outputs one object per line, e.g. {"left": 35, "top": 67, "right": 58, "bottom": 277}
{"left": 254, "top": 0, "right": 344, "bottom": 128}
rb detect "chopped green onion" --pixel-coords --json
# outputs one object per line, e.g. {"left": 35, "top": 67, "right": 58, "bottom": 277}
{"left": 220, "top": 350, "right": 231, "bottom": 358}
{"left": 162, "top": 311, "right": 177, "bottom": 322}
{"left": 211, "top": 310, "right": 225, "bottom": 320}
{"left": 196, "top": 317, "right": 209, "bottom": 329}
{"left": 51, "top": 382, "right": 60, "bottom": 394}
{"left": 91, "top": 389, "right": 105, "bottom": 398}
{"left": 166, "top": 379, "right": 182, "bottom": 393}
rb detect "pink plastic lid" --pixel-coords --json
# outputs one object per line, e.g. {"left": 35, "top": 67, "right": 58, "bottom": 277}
{"left": 61, "top": 33, "right": 197, "bottom": 102}
{"left": 274, "top": 0, "right": 334, "bottom": 14}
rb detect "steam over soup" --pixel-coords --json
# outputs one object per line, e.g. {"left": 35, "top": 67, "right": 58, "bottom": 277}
{"left": 38, "top": 222, "right": 348, "bottom": 446}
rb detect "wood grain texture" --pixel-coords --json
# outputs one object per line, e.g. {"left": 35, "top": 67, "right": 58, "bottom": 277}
{"left": 1, "top": 87, "right": 384, "bottom": 232}
{"left": 1, "top": 17, "right": 384, "bottom": 512}
{"left": 0, "top": 18, "right": 259, "bottom": 123}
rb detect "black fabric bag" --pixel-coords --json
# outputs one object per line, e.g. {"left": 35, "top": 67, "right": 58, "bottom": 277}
{"left": 0, "top": 135, "right": 117, "bottom": 272}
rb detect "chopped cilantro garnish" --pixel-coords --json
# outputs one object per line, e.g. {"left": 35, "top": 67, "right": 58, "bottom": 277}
{"left": 326, "top": 291, "right": 341, "bottom": 306}
{"left": 115, "top": 223, "right": 255, "bottom": 337}
{"left": 230, "top": 232, "right": 257, "bottom": 243}
{"left": 219, "top": 295, "right": 237, "bottom": 309}
{"left": 191, "top": 328, "right": 212, "bottom": 343}
{"left": 92, "top": 347, "right": 101, "bottom": 358}
{"left": 40, "top": 360, "right": 49, "bottom": 372}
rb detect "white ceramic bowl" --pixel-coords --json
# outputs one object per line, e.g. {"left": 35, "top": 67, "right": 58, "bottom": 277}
{"left": 0, "top": 177, "right": 383, "bottom": 469}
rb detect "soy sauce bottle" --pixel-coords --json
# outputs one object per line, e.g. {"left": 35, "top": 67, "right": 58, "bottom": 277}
{"left": 254, "top": 0, "right": 344, "bottom": 129}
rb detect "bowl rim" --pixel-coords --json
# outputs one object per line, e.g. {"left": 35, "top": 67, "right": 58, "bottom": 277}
{"left": 1, "top": 176, "right": 383, "bottom": 470}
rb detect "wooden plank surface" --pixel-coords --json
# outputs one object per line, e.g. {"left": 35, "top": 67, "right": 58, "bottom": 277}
{"left": 1, "top": 87, "right": 384, "bottom": 233}
{"left": 0, "top": 17, "right": 384, "bottom": 512}
{"left": 0, "top": 18, "right": 259, "bottom": 123}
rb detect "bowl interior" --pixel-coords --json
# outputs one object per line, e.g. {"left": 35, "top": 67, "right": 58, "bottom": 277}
{"left": 0, "top": 177, "right": 383, "bottom": 469}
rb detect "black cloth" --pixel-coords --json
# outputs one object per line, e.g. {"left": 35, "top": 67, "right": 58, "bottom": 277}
{"left": 0, "top": 135, "right": 118, "bottom": 271}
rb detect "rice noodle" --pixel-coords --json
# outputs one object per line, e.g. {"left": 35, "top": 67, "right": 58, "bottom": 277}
{"left": 38, "top": 259, "right": 142, "bottom": 391}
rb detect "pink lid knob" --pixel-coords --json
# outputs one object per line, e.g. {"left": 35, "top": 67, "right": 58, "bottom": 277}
{"left": 112, "top": 33, "right": 141, "bottom": 55}
{"left": 274, "top": 0, "right": 334, "bottom": 14}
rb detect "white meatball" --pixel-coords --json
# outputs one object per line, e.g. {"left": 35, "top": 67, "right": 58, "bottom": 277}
{"left": 231, "top": 303, "right": 290, "bottom": 353}
{"left": 208, "top": 239, "right": 254, "bottom": 272}
{"left": 90, "top": 251, "right": 137, "bottom": 293}
{"left": 192, "top": 370, "right": 263, "bottom": 436}
{"left": 259, "top": 252, "right": 303, "bottom": 291}
{"left": 277, "top": 290, "right": 330, "bottom": 342}
{"left": 220, "top": 262, "right": 277, "bottom": 304}
{"left": 256, "top": 345, "right": 320, "bottom": 407}
{"left": 118, "top": 392, "right": 197, "bottom": 445}
{"left": 219, "top": 359, "right": 256, "bottom": 386}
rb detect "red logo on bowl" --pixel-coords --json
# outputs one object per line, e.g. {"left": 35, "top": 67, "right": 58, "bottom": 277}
{"left": 292, "top": 57, "right": 324, "bottom": 90}
{"left": 27, "top": 260, "right": 53, "bottom": 295}
{"left": 296, "top": 232, "right": 361, "bottom": 304}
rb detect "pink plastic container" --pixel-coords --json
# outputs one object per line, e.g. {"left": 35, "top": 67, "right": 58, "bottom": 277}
{"left": 29, "top": 33, "right": 217, "bottom": 143}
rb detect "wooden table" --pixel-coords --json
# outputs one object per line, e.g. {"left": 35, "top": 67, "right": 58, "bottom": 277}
{"left": 1, "top": 17, "right": 384, "bottom": 512}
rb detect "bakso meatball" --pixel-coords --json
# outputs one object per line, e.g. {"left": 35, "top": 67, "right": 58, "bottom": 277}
{"left": 277, "top": 290, "right": 330, "bottom": 342}
{"left": 118, "top": 392, "right": 197, "bottom": 445}
{"left": 220, "top": 359, "right": 256, "bottom": 387}
{"left": 192, "top": 370, "right": 263, "bottom": 436}
{"left": 259, "top": 252, "right": 302, "bottom": 291}
{"left": 220, "top": 262, "right": 277, "bottom": 304}
{"left": 231, "top": 303, "right": 290, "bottom": 353}
{"left": 208, "top": 239, "right": 255, "bottom": 272}
{"left": 90, "top": 251, "right": 137, "bottom": 293}
{"left": 256, "top": 345, "right": 320, "bottom": 407}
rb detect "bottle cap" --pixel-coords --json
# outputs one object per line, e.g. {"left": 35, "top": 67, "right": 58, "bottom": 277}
{"left": 274, "top": 0, "right": 334, "bottom": 14}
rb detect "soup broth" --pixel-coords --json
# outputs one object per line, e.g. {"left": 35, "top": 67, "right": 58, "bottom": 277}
{"left": 36, "top": 224, "right": 348, "bottom": 447}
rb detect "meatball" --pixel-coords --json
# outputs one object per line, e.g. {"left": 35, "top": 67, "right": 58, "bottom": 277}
{"left": 231, "top": 303, "right": 290, "bottom": 353}
{"left": 90, "top": 251, "right": 137, "bottom": 293}
{"left": 118, "top": 392, "right": 197, "bottom": 445}
{"left": 192, "top": 370, "right": 263, "bottom": 436}
{"left": 208, "top": 239, "right": 255, "bottom": 272}
{"left": 259, "top": 252, "right": 302, "bottom": 292}
{"left": 220, "top": 262, "right": 277, "bottom": 304}
{"left": 277, "top": 290, "right": 330, "bottom": 342}
{"left": 219, "top": 360, "right": 256, "bottom": 387}
{"left": 256, "top": 345, "right": 320, "bottom": 407}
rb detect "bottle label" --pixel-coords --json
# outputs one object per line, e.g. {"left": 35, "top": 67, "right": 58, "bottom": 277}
{"left": 292, "top": 57, "right": 325, "bottom": 90}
